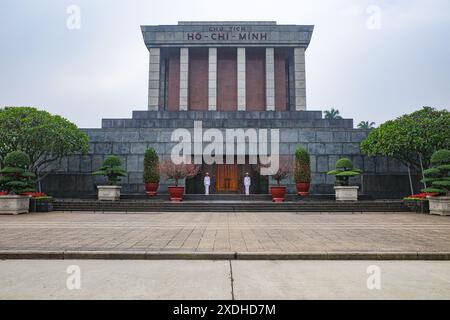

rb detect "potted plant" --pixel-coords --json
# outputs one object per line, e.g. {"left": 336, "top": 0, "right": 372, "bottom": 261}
{"left": 143, "top": 148, "right": 160, "bottom": 196}
{"left": 422, "top": 149, "right": 450, "bottom": 216}
{"left": 0, "top": 151, "right": 36, "bottom": 215}
{"left": 160, "top": 160, "right": 198, "bottom": 202}
{"left": 294, "top": 147, "right": 311, "bottom": 196}
{"left": 327, "top": 158, "right": 361, "bottom": 201}
{"left": 26, "top": 192, "right": 54, "bottom": 212}
{"left": 269, "top": 160, "right": 292, "bottom": 202}
{"left": 92, "top": 155, "right": 127, "bottom": 201}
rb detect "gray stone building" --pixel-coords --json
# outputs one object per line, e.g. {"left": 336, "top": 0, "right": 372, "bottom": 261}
{"left": 42, "top": 21, "right": 417, "bottom": 198}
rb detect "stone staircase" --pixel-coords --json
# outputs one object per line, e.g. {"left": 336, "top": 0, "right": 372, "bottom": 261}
{"left": 53, "top": 195, "right": 408, "bottom": 213}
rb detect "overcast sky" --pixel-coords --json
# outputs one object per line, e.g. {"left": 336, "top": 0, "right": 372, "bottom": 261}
{"left": 0, "top": 0, "right": 449, "bottom": 128}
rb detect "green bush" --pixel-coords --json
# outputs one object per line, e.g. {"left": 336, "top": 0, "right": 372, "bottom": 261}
{"left": 92, "top": 155, "right": 127, "bottom": 185}
{"left": 0, "top": 151, "right": 36, "bottom": 194}
{"left": 294, "top": 147, "right": 311, "bottom": 183}
{"left": 422, "top": 149, "right": 450, "bottom": 195}
{"left": 327, "top": 157, "right": 361, "bottom": 186}
{"left": 143, "top": 148, "right": 160, "bottom": 183}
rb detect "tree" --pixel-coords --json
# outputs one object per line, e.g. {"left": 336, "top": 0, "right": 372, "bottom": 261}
{"left": 361, "top": 107, "right": 450, "bottom": 194}
{"left": 92, "top": 155, "right": 127, "bottom": 185}
{"left": 323, "top": 108, "right": 342, "bottom": 120}
{"left": 160, "top": 160, "right": 198, "bottom": 186}
{"left": 422, "top": 149, "right": 450, "bottom": 195}
{"left": 360, "top": 107, "right": 450, "bottom": 173}
{"left": 0, "top": 107, "right": 89, "bottom": 181}
{"left": 0, "top": 151, "right": 36, "bottom": 194}
{"left": 271, "top": 159, "right": 292, "bottom": 186}
{"left": 357, "top": 121, "right": 376, "bottom": 129}
{"left": 143, "top": 148, "right": 160, "bottom": 183}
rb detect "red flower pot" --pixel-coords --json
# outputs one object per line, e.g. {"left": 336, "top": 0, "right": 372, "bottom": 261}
{"left": 296, "top": 182, "right": 310, "bottom": 196}
{"left": 168, "top": 186, "right": 184, "bottom": 202}
{"left": 145, "top": 182, "right": 159, "bottom": 196}
{"left": 270, "top": 186, "right": 286, "bottom": 202}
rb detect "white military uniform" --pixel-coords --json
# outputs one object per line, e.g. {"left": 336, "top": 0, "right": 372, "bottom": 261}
{"left": 204, "top": 175, "right": 211, "bottom": 195}
{"left": 244, "top": 176, "right": 251, "bottom": 195}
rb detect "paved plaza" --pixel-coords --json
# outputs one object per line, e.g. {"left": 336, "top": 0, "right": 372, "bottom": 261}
{"left": 0, "top": 212, "right": 450, "bottom": 254}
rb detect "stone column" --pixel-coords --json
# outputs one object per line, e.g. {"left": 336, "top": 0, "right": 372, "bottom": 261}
{"left": 265, "top": 48, "right": 275, "bottom": 111}
{"left": 148, "top": 48, "right": 161, "bottom": 111}
{"left": 179, "top": 48, "right": 189, "bottom": 111}
{"left": 208, "top": 48, "right": 217, "bottom": 111}
{"left": 294, "top": 47, "right": 306, "bottom": 111}
{"left": 237, "top": 48, "right": 246, "bottom": 111}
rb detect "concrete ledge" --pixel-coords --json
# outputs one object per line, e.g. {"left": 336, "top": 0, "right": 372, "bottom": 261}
{"left": 0, "top": 250, "right": 65, "bottom": 260}
{"left": 236, "top": 252, "right": 327, "bottom": 260}
{"left": 64, "top": 251, "right": 149, "bottom": 260}
{"left": 1, "top": 251, "right": 450, "bottom": 260}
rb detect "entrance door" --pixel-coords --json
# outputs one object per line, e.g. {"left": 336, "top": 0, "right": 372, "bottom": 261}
{"left": 216, "top": 164, "right": 238, "bottom": 192}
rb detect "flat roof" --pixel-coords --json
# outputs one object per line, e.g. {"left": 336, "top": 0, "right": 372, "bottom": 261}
{"left": 178, "top": 21, "right": 278, "bottom": 26}
{"left": 141, "top": 21, "right": 314, "bottom": 49}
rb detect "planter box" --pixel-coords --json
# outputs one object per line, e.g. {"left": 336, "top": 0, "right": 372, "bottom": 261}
{"left": 334, "top": 186, "right": 359, "bottom": 201}
{"left": 0, "top": 195, "right": 31, "bottom": 215}
{"left": 427, "top": 196, "right": 450, "bottom": 216}
{"left": 97, "top": 186, "right": 121, "bottom": 201}
{"left": 403, "top": 199, "right": 429, "bottom": 214}
{"left": 29, "top": 198, "right": 54, "bottom": 212}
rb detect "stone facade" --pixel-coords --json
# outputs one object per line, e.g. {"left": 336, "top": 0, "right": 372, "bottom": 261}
{"left": 40, "top": 21, "right": 420, "bottom": 199}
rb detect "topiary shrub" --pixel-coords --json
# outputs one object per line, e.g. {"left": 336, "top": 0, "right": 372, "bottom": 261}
{"left": 422, "top": 149, "right": 450, "bottom": 195}
{"left": 92, "top": 155, "right": 127, "bottom": 185}
{"left": 0, "top": 151, "right": 36, "bottom": 195}
{"left": 143, "top": 148, "right": 160, "bottom": 183}
{"left": 294, "top": 147, "right": 311, "bottom": 183}
{"left": 327, "top": 157, "right": 361, "bottom": 186}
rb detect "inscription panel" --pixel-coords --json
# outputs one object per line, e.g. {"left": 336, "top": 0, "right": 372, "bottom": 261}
{"left": 185, "top": 25, "right": 269, "bottom": 42}
{"left": 142, "top": 23, "right": 314, "bottom": 48}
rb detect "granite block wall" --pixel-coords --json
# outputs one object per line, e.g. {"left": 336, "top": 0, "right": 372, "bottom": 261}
{"left": 41, "top": 110, "right": 418, "bottom": 199}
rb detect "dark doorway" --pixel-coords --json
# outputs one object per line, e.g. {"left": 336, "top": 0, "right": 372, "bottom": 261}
{"left": 186, "top": 156, "right": 268, "bottom": 194}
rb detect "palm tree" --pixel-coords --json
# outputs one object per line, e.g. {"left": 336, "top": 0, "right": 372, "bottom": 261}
{"left": 323, "top": 108, "right": 342, "bottom": 120}
{"left": 357, "top": 121, "right": 376, "bottom": 129}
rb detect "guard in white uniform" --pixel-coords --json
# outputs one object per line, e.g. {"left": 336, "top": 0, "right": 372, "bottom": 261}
{"left": 204, "top": 172, "right": 211, "bottom": 195}
{"left": 244, "top": 172, "right": 251, "bottom": 196}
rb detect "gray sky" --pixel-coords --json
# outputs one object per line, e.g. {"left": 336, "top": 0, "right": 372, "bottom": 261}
{"left": 0, "top": 0, "right": 449, "bottom": 128}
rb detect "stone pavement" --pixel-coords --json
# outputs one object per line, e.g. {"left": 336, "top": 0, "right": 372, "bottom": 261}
{"left": 0, "top": 211, "right": 450, "bottom": 256}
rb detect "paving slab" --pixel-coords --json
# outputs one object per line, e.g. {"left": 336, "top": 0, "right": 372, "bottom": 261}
{"left": 231, "top": 260, "right": 450, "bottom": 300}
{"left": 0, "top": 260, "right": 231, "bottom": 300}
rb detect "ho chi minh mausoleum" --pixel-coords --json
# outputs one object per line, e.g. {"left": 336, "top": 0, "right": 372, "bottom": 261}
{"left": 42, "top": 21, "right": 416, "bottom": 199}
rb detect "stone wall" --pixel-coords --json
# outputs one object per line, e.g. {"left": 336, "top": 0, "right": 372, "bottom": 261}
{"left": 41, "top": 110, "right": 420, "bottom": 199}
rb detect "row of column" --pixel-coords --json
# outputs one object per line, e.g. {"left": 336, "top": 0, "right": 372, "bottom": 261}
{"left": 148, "top": 47, "right": 307, "bottom": 111}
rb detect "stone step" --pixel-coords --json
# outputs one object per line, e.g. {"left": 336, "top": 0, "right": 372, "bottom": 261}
{"left": 76, "top": 193, "right": 374, "bottom": 201}
{"left": 53, "top": 199, "right": 408, "bottom": 213}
